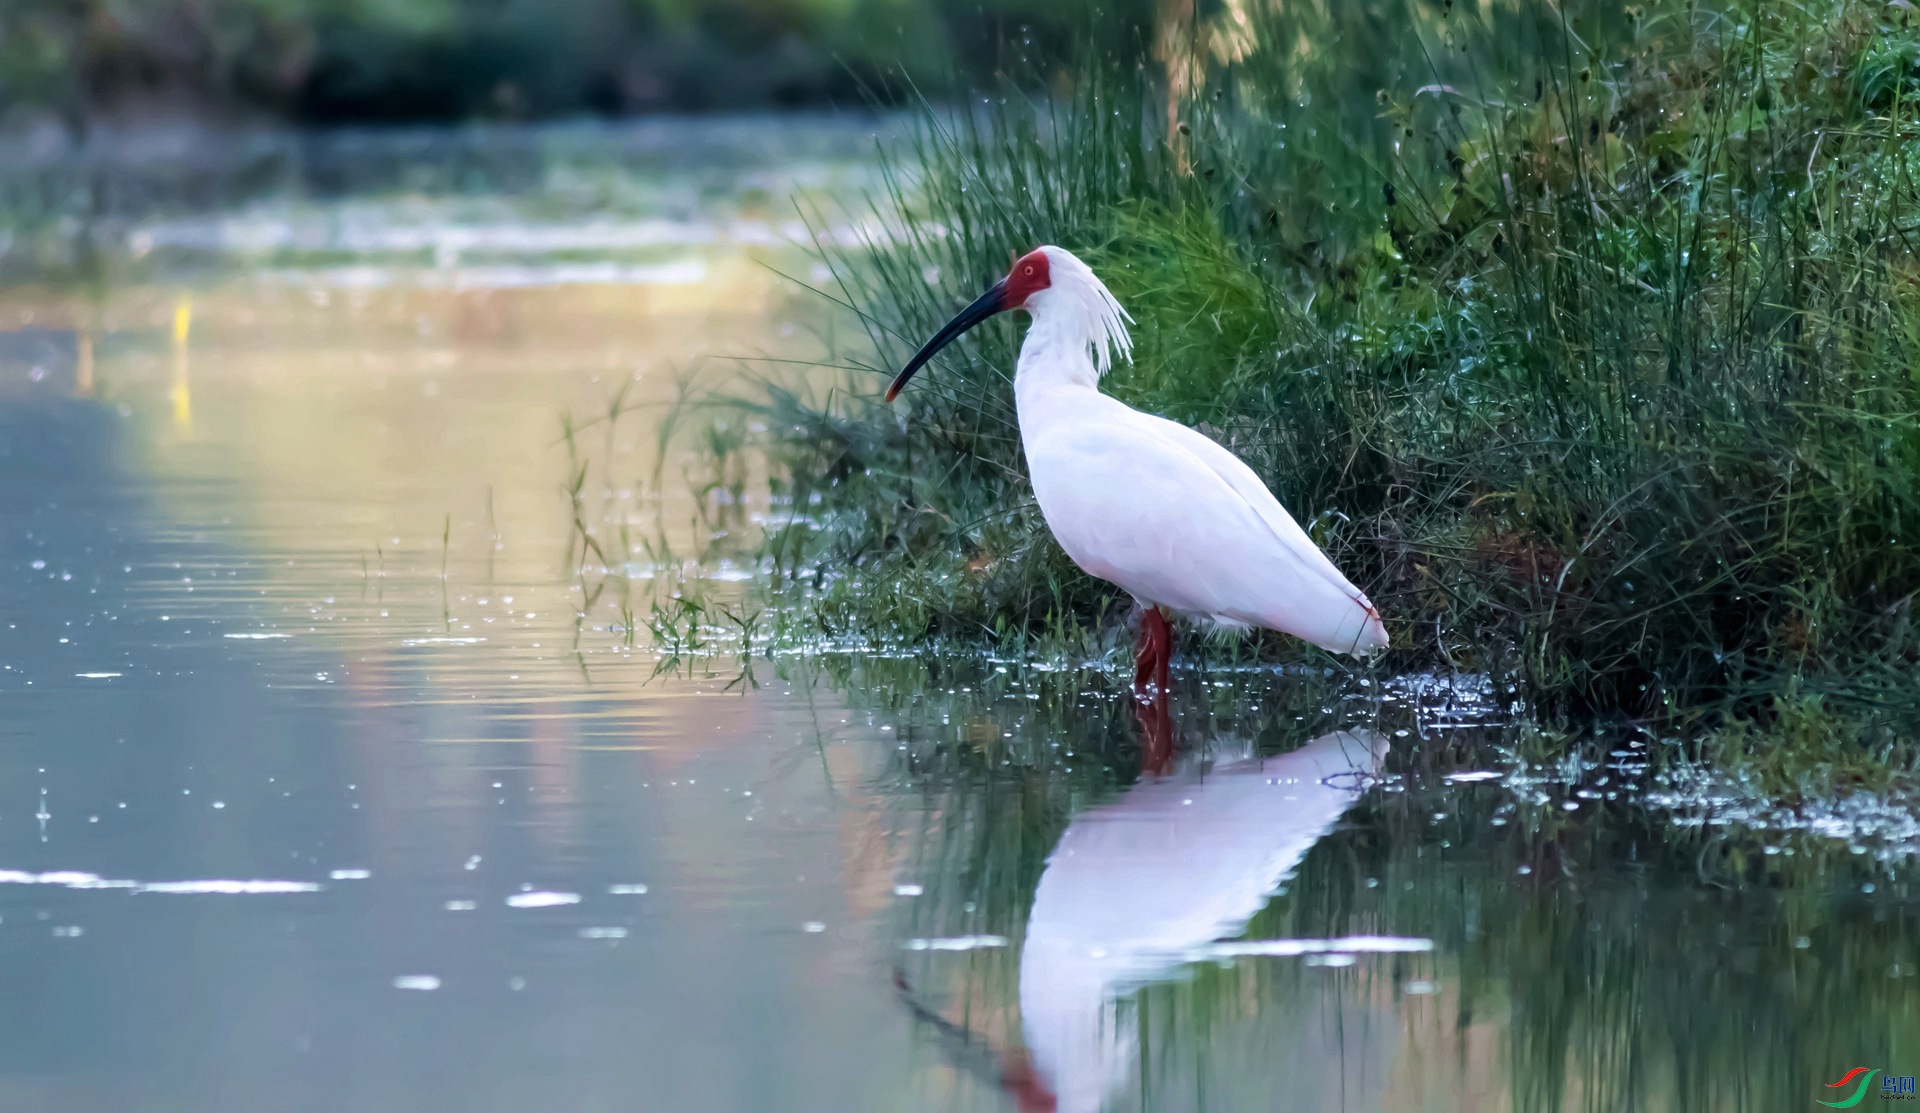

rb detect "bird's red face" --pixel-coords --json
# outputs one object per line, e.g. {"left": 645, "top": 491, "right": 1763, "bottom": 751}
{"left": 1002, "top": 248, "right": 1052, "bottom": 307}
{"left": 885, "top": 246, "right": 1050, "bottom": 402}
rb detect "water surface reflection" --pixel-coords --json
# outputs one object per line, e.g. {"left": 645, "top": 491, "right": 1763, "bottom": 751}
{"left": 875, "top": 665, "right": 1914, "bottom": 1113}
{"left": 1021, "top": 727, "right": 1389, "bottom": 1113}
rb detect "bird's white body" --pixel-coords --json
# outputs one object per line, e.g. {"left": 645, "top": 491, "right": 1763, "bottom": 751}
{"left": 1015, "top": 247, "right": 1387, "bottom": 655}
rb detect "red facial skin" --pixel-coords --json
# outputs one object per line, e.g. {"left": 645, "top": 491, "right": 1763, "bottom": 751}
{"left": 1003, "top": 248, "right": 1052, "bottom": 307}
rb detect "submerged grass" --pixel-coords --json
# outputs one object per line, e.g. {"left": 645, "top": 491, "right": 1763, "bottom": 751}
{"left": 742, "top": 0, "right": 1920, "bottom": 798}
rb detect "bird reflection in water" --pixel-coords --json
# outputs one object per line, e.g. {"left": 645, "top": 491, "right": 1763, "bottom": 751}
{"left": 897, "top": 690, "right": 1387, "bottom": 1113}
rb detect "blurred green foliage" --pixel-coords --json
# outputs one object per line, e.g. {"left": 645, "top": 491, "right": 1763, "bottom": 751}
{"left": 0, "top": 0, "right": 1151, "bottom": 123}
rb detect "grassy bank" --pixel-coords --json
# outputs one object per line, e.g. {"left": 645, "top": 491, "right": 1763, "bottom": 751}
{"left": 741, "top": 0, "right": 1920, "bottom": 794}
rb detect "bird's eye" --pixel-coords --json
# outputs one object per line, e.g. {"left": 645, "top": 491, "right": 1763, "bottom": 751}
{"left": 1023, "top": 266, "right": 1034, "bottom": 276}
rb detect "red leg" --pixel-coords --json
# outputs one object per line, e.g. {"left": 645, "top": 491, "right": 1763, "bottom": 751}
{"left": 999, "top": 1049, "right": 1058, "bottom": 1113}
{"left": 1133, "top": 605, "right": 1171, "bottom": 697}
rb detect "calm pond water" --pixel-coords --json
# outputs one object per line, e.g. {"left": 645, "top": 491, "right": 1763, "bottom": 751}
{"left": 0, "top": 118, "right": 1914, "bottom": 1113}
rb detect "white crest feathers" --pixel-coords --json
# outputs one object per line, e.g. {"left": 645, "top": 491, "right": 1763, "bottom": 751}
{"left": 1038, "top": 246, "right": 1134, "bottom": 378}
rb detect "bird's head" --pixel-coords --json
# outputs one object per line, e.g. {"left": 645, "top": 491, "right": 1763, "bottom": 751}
{"left": 885, "top": 246, "right": 1130, "bottom": 402}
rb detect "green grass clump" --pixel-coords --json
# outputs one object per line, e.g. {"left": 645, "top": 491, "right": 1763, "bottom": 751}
{"left": 760, "top": 0, "right": 1920, "bottom": 771}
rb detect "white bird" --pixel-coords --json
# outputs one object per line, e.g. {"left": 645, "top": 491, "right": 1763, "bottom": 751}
{"left": 886, "top": 245, "right": 1388, "bottom": 687}
{"left": 1018, "top": 729, "right": 1393, "bottom": 1113}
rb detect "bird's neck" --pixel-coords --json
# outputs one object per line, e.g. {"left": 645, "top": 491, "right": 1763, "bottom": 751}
{"left": 1013, "top": 310, "right": 1104, "bottom": 427}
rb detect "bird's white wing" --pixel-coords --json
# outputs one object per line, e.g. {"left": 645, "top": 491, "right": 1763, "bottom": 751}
{"left": 1025, "top": 412, "right": 1385, "bottom": 654}
{"left": 1133, "top": 410, "right": 1381, "bottom": 618}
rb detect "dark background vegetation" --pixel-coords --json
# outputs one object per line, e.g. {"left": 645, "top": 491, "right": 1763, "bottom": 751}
{"left": 0, "top": 0, "right": 1151, "bottom": 125}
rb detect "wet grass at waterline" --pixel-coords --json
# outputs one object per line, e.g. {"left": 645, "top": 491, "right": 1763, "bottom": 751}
{"left": 746, "top": 0, "right": 1920, "bottom": 801}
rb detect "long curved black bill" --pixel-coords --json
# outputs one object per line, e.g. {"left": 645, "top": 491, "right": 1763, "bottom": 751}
{"left": 884, "top": 279, "right": 1009, "bottom": 402}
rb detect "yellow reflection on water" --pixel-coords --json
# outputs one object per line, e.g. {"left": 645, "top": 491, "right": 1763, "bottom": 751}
{"left": 170, "top": 295, "right": 192, "bottom": 432}
{"left": 6, "top": 252, "right": 816, "bottom": 615}
{"left": 0, "top": 245, "right": 838, "bottom": 786}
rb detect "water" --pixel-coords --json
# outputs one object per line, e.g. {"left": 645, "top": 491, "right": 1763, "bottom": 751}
{"left": 0, "top": 118, "right": 1915, "bottom": 1112}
